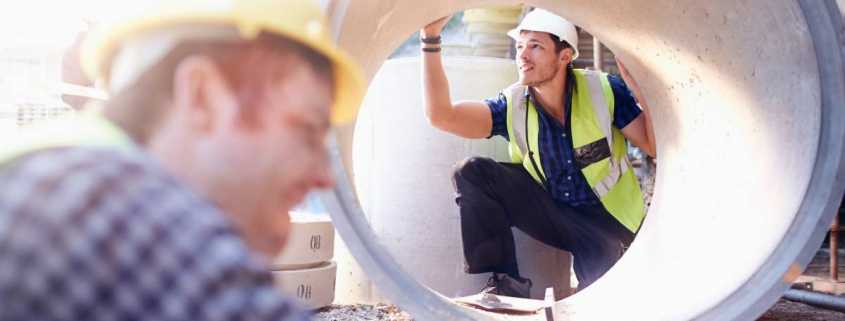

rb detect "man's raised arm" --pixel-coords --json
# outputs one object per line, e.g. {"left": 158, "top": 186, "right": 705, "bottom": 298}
{"left": 421, "top": 16, "right": 494, "bottom": 139}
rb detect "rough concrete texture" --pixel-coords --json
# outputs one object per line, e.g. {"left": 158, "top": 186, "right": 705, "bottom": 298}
{"left": 322, "top": 1, "right": 845, "bottom": 320}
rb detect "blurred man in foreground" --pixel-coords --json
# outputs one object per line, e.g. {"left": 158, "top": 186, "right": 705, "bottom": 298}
{"left": 0, "top": 0, "right": 363, "bottom": 319}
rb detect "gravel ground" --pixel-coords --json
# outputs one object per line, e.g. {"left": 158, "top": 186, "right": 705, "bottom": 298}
{"left": 312, "top": 304, "right": 413, "bottom": 321}
{"left": 758, "top": 299, "right": 845, "bottom": 321}
{"left": 312, "top": 300, "right": 844, "bottom": 321}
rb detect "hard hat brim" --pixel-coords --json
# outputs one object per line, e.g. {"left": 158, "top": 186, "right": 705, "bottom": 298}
{"left": 507, "top": 27, "right": 580, "bottom": 60}
{"left": 82, "top": 10, "right": 365, "bottom": 125}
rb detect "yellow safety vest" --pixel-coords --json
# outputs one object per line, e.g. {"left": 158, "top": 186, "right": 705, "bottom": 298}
{"left": 504, "top": 69, "right": 645, "bottom": 232}
{"left": 0, "top": 112, "right": 133, "bottom": 167}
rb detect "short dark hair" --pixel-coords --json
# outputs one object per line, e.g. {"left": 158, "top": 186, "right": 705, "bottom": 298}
{"left": 104, "top": 32, "right": 334, "bottom": 143}
{"left": 548, "top": 33, "right": 574, "bottom": 54}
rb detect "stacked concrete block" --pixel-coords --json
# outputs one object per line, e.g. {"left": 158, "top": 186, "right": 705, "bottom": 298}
{"left": 272, "top": 212, "right": 337, "bottom": 309}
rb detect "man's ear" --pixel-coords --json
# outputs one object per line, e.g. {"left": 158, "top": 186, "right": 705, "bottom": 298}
{"left": 560, "top": 47, "right": 575, "bottom": 65}
{"left": 171, "top": 55, "right": 238, "bottom": 133}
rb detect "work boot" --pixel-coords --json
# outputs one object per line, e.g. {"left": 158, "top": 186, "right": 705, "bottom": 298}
{"left": 481, "top": 273, "right": 532, "bottom": 298}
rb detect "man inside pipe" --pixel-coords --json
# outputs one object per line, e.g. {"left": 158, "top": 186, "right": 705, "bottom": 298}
{"left": 0, "top": 0, "right": 363, "bottom": 319}
{"left": 421, "top": 9, "right": 655, "bottom": 297}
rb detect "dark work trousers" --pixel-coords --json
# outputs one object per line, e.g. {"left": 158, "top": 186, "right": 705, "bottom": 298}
{"left": 452, "top": 157, "right": 635, "bottom": 290}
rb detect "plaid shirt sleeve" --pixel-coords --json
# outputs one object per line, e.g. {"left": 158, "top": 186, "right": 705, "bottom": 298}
{"left": 0, "top": 147, "right": 308, "bottom": 321}
{"left": 608, "top": 74, "right": 643, "bottom": 130}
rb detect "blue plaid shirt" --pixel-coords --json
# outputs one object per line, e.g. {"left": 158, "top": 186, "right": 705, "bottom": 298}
{"left": 0, "top": 147, "right": 308, "bottom": 321}
{"left": 486, "top": 74, "right": 642, "bottom": 208}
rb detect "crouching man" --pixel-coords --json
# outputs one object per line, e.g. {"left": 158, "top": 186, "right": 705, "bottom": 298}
{"left": 420, "top": 9, "right": 655, "bottom": 296}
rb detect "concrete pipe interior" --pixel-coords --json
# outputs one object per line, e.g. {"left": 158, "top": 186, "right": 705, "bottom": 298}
{"left": 319, "top": 1, "right": 845, "bottom": 320}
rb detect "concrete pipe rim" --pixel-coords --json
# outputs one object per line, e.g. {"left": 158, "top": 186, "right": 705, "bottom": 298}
{"left": 320, "top": 1, "right": 845, "bottom": 320}
{"left": 696, "top": 1, "right": 845, "bottom": 320}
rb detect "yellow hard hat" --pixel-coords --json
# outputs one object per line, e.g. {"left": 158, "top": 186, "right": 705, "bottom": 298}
{"left": 81, "top": 0, "right": 364, "bottom": 124}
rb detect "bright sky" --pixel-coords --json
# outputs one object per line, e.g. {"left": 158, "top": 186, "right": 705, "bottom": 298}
{"left": 0, "top": 0, "right": 343, "bottom": 50}
{"left": 0, "top": 0, "right": 121, "bottom": 49}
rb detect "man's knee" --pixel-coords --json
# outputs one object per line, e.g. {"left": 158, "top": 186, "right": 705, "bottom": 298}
{"left": 452, "top": 157, "right": 496, "bottom": 182}
{"left": 593, "top": 238, "right": 626, "bottom": 266}
{"left": 573, "top": 236, "right": 625, "bottom": 266}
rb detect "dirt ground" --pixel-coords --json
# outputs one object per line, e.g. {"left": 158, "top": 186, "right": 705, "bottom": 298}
{"left": 757, "top": 299, "right": 845, "bottom": 321}
{"left": 312, "top": 304, "right": 413, "bottom": 321}
{"left": 313, "top": 300, "right": 843, "bottom": 321}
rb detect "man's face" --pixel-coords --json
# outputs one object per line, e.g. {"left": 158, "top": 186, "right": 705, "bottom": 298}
{"left": 515, "top": 31, "right": 570, "bottom": 87}
{"left": 201, "top": 55, "right": 334, "bottom": 256}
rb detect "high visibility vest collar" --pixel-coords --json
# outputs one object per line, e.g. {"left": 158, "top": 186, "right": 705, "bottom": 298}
{"left": 0, "top": 112, "right": 134, "bottom": 168}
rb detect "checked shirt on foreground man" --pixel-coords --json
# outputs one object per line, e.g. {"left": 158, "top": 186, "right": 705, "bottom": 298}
{"left": 420, "top": 8, "right": 656, "bottom": 297}
{"left": 0, "top": 0, "right": 364, "bottom": 320}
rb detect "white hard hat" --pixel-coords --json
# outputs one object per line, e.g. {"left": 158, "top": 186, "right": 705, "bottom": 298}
{"left": 507, "top": 8, "right": 579, "bottom": 59}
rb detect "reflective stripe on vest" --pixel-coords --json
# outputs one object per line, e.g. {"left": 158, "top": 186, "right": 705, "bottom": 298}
{"left": 581, "top": 72, "right": 632, "bottom": 198}
{"left": 503, "top": 69, "right": 645, "bottom": 232}
{"left": 506, "top": 85, "right": 546, "bottom": 185}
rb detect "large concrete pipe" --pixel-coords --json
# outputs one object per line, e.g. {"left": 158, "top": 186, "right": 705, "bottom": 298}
{"left": 319, "top": 1, "right": 845, "bottom": 320}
